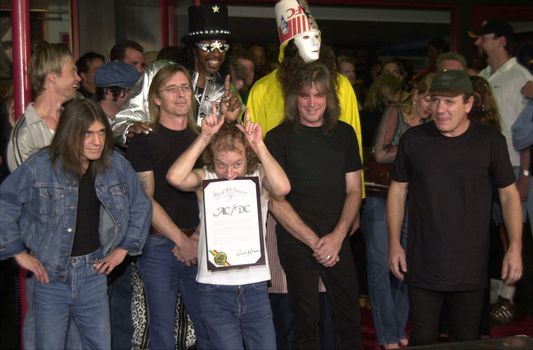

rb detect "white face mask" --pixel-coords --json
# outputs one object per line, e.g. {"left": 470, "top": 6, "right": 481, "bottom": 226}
{"left": 293, "top": 30, "right": 321, "bottom": 63}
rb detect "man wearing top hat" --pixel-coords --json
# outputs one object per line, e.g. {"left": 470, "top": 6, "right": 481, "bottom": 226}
{"left": 112, "top": 4, "right": 241, "bottom": 146}
{"left": 388, "top": 70, "right": 522, "bottom": 346}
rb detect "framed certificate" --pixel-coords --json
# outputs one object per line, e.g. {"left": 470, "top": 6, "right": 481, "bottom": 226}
{"left": 202, "top": 176, "right": 265, "bottom": 271}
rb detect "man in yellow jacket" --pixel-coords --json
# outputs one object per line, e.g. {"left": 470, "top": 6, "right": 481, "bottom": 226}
{"left": 247, "top": 2, "right": 363, "bottom": 152}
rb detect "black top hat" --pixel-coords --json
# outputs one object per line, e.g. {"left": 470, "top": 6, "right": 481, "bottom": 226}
{"left": 181, "top": 4, "right": 231, "bottom": 44}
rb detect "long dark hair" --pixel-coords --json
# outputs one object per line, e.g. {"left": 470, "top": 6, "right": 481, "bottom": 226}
{"left": 278, "top": 40, "right": 338, "bottom": 96}
{"left": 50, "top": 98, "right": 113, "bottom": 178}
{"left": 284, "top": 62, "right": 340, "bottom": 133}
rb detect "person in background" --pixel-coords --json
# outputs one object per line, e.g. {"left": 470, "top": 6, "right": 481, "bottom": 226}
{"left": 412, "top": 37, "right": 449, "bottom": 81}
{"left": 435, "top": 52, "right": 468, "bottom": 72}
{"left": 381, "top": 58, "right": 408, "bottom": 82}
{"left": 229, "top": 48, "right": 256, "bottom": 104}
{"left": 0, "top": 87, "right": 15, "bottom": 181}
{"left": 7, "top": 43, "right": 80, "bottom": 172}
{"left": 5, "top": 41, "right": 82, "bottom": 350}
{"left": 374, "top": 73, "right": 434, "bottom": 163}
{"left": 110, "top": 40, "right": 145, "bottom": 74}
{"left": 95, "top": 61, "right": 139, "bottom": 122}
{"left": 337, "top": 55, "right": 357, "bottom": 87}
{"left": 362, "top": 73, "right": 433, "bottom": 349}
{"left": 360, "top": 74, "right": 405, "bottom": 148}
{"left": 76, "top": 51, "right": 105, "bottom": 99}
{"left": 469, "top": 76, "right": 501, "bottom": 131}
{"left": 338, "top": 55, "right": 363, "bottom": 109}
{"left": 471, "top": 20, "right": 532, "bottom": 323}
{"left": 249, "top": 44, "right": 268, "bottom": 80}
{"left": 93, "top": 60, "right": 140, "bottom": 349}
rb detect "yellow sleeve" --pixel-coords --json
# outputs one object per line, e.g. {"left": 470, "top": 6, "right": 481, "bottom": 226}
{"left": 247, "top": 70, "right": 286, "bottom": 137}
{"left": 337, "top": 74, "right": 366, "bottom": 198}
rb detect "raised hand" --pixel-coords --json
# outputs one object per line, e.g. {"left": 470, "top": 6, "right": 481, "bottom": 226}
{"left": 220, "top": 74, "right": 242, "bottom": 122}
{"left": 201, "top": 101, "right": 225, "bottom": 138}
{"left": 236, "top": 109, "right": 263, "bottom": 151}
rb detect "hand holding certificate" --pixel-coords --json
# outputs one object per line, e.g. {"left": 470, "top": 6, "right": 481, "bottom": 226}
{"left": 203, "top": 177, "right": 265, "bottom": 270}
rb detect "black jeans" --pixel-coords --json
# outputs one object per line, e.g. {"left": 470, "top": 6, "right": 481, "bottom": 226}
{"left": 278, "top": 239, "right": 362, "bottom": 350}
{"left": 409, "top": 286, "right": 485, "bottom": 346}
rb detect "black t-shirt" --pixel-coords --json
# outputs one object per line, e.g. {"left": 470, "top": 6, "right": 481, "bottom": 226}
{"left": 72, "top": 167, "right": 101, "bottom": 256}
{"left": 392, "top": 121, "right": 515, "bottom": 291}
{"left": 126, "top": 124, "right": 200, "bottom": 229}
{"left": 265, "top": 121, "right": 362, "bottom": 249}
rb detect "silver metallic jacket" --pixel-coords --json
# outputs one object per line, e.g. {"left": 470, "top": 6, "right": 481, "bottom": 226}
{"left": 112, "top": 60, "right": 226, "bottom": 146}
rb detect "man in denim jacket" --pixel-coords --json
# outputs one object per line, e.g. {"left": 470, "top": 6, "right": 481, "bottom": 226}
{"left": 0, "top": 99, "right": 151, "bottom": 349}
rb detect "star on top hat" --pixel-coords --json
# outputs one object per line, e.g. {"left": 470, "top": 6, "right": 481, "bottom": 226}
{"left": 275, "top": 0, "right": 319, "bottom": 46}
{"left": 182, "top": 4, "right": 231, "bottom": 44}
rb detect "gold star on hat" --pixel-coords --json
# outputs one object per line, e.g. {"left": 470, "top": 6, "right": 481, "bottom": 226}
{"left": 212, "top": 5, "right": 220, "bottom": 13}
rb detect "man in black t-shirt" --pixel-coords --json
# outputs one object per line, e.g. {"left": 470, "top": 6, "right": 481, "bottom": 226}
{"left": 388, "top": 70, "right": 523, "bottom": 346}
{"left": 126, "top": 64, "right": 211, "bottom": 350}
{"left": 266, "top": 62, "right": 363, "bottom": 349}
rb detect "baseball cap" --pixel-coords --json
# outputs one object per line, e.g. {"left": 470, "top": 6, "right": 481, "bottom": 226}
{"left": 95, "top": 61, "right": 139, "bottom": 89}
{"left": 468, "top": 19, "right": 514, "bottom": 39}
{"left": 430, "top": 70, "right": 473, "bottom": 97}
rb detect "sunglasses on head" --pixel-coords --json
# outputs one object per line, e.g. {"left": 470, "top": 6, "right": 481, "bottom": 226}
{"left": 195, "top": 41, "right": 230, "bottom": 53}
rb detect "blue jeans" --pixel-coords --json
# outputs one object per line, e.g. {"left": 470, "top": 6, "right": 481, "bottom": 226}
{"left": 198, "top": 282, "right": 276, "bottom": 350}
{"left": 33, "top": 249, "right": 110, "bottom": 350}
{"left": 361, "top": 196, "right": 409, "bottom": 345}
{"left": 138, "top": 234, "right": 210, "bottom": 350}
{"left": 108, "top": 259, "right": 134, "bottom": 349}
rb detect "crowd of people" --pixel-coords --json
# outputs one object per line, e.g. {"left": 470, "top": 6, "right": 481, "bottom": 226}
{"left": 0, "top": 1, "right": 532, "bottom": 350}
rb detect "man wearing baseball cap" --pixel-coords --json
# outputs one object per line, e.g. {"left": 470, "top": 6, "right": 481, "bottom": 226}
{"left": 95, "top": 61, "right": 139, "bottom": 122}
{"left": 471, "top": 19, "right": 532, "bottom": 323}
{"left": 388, "top": 70, "right": 522, "bottom": 346}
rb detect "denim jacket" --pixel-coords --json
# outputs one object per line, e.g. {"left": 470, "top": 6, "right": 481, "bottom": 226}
{"left": 0, "top": 149, "right": 152, "bottom": 281}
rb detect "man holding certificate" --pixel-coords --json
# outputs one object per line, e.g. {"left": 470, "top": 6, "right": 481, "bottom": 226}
{"left": 265, "top": 62, "right": 364, "bottom": 349}
{"left": 166, "top": 107, "right": 290, "bottom": 349}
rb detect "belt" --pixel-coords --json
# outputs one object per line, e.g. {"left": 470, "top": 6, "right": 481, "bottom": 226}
{"left": 149, "top": 227, "right": 197, "bottom": 237}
